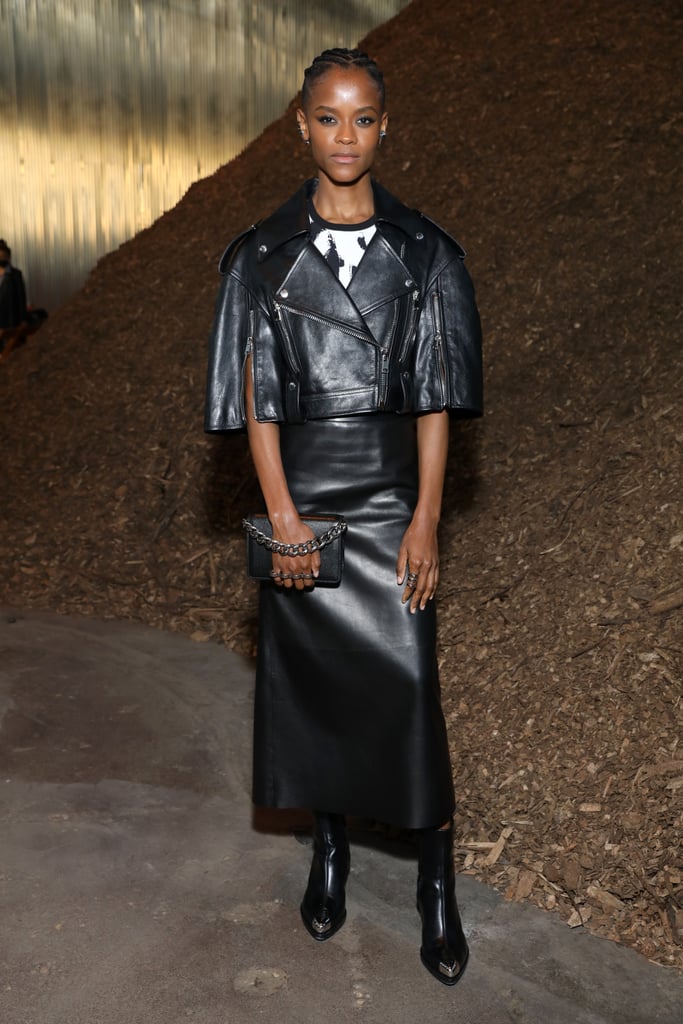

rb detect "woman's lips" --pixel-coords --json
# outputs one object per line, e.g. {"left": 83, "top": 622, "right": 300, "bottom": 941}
{"left": 331, "top": 154, "right": 359, "bottom": 163}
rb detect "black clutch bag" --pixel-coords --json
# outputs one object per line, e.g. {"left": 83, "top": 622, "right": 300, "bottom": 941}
{"left": 242, "top": 513, "right": 347, "bottom": 586}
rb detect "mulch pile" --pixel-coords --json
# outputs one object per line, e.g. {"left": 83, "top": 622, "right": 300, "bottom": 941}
{"left": 1, "top": 0, "right": 680, "bottom": 968}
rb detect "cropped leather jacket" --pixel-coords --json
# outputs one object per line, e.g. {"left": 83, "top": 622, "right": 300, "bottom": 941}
{"left": 205, "top": 179, "right": 482, "bottom": 432}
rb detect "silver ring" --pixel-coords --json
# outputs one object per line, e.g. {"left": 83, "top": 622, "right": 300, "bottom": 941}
{"left": 270, "top": 570, "right": 315, "bottom": 582}
{"left": 406, "top": 571, "right": 418, "bottom": 588}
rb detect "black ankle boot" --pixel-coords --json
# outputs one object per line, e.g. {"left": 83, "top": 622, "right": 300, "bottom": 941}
{"left": 300, "top": 811, "right": 350, "bottom": 941}
{"left": 417, "top": 821, "right": 469, "bottom": 986}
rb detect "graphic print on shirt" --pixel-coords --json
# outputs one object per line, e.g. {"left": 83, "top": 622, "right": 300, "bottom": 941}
{"left": 314, "top": 229, "right": 370, "bottom": 284}
{"left": 308, "top": 200, "right": 376, "bottom": 289}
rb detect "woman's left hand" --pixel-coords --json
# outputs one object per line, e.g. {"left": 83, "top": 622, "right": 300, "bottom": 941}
{"left": 396, "top": 515, "right": 440, "bottom": 613}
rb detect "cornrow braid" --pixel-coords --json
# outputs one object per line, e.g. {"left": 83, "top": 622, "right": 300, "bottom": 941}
{"left": 301, "top": 48, "right": 385, "bottom": 110}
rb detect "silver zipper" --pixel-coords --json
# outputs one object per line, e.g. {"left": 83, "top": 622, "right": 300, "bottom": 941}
{"left": 397, "top": 289, "right": 421, "bottom": 363}
{"left": 375, "top": 300, "right": 403, "bottom": 408}
{"left": 275, "top": 301, "right": 376, "bottom": 347}
{"left": 378, "top": 349, "right": 389, "bottom": 409}
{"left": 272, "top": 301, "right": 303, "bottom": 375}
{"left": 431, "top": 291, "right": 447, "bottom": 403}
{"left": 387, "top": 298, "right": 400, "bottom": 352}
{"left": 240, "top": 310, "right": 255, "bottom": 420}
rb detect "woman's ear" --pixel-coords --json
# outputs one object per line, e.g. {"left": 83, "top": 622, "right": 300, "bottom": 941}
{"left": 296, "top": 108, "right": 309, "bottom": 143}
{"left": 380, "top": 112, "right": 389, "bottom": 136}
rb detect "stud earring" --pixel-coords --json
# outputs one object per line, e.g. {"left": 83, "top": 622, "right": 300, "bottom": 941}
{"left": 378, "top": 130, "right": 387, "bottom": 147}
{"left": 298, "top": 128, "right": 310, "bottom": 145}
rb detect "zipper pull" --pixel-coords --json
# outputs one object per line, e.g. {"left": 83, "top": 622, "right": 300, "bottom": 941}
{"left": 246, "top": 309, "right": 254, "bottom": 353}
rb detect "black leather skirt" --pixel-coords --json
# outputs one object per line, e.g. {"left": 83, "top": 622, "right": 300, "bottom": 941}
{"left": 252, "top": 413, "right": 455, "bottom": 829}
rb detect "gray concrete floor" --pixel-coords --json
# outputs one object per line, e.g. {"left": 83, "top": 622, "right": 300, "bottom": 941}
{"left": 0, "top": 609, "right": 680, "bottom": 1023}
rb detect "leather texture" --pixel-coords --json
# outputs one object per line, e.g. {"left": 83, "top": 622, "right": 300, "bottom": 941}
{"left": 300, "top": 812, "right": 350, "bottom": 941}
{"left": 417, "top": 822, "right": 469, "bottom": 985}
{"left": 205, "top": 179, "right": 483, "bottom": 432}
{"left": 252, "top": 413, "right": 455, "bottom": 830}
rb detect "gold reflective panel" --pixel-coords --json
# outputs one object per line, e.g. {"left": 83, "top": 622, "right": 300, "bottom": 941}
{"left": 1, "top": 0, "right": 409, "bottom": 311}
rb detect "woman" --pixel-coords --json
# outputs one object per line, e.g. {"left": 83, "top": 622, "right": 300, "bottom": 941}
{"left": 206, "top": 48, "right": 482, "bottom": 986}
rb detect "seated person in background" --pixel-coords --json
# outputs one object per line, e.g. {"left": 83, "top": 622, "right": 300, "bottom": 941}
{"left": 0, "top": 240, "right": 48, "bottom": 356}
{"left": 0, "top": 239, "right": 28, "bottom": 332}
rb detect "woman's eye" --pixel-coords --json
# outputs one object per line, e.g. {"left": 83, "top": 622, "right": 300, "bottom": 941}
{"left": 318, "top": 116, "right": 336, "bottom": 125}
{"left": 357, "top": 117, "right": 376, "bottom": 126}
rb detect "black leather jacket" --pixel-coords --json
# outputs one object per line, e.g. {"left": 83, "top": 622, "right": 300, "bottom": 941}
{"left": 205, "top": 179, "right": 482, "bottom": 432}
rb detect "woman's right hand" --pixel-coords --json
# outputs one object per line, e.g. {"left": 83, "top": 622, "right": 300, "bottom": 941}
{"left": 270, "top": 513, "right": 321, "bottom": 590}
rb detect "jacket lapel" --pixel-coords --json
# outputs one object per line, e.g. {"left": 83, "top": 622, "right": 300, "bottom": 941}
{"left": 254, "top": 178, "right": 420, "bottom": 344}
{"left": 275, "top": 244, "right": 375, "bottom": 341}
{"left": 347, "top": 230, "right": 417, "bottom": 312}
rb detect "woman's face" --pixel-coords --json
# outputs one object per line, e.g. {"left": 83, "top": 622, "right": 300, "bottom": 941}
{"left": 297, "top": 67, "right": 388, "bottom": 187}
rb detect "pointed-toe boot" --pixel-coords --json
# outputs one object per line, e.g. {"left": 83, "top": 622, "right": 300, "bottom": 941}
{"left": 300, "top": 811, "right": 350, "bottom": 941}
{"left": 417, "top": 821, "right": 469, "bottom": 986}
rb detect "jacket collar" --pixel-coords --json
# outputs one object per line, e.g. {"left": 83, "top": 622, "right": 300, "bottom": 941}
{"left": 255, "top": 178, "right": 424, "bottom": 261}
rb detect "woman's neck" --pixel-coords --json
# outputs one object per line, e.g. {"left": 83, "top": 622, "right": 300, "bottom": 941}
{"left": 312, "top": 174, "right": 375, "bottom": 225}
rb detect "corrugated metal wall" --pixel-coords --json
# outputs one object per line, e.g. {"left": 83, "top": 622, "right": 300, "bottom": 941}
{"left": 0, "top": 0, "right": 409, "bottom": 310}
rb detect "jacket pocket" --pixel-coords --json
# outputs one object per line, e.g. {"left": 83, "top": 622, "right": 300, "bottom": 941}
{"left": 272, "top": 301, "right": 306, "bottom": 422}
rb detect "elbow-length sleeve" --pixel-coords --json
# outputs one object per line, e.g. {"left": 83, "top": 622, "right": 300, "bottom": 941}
{"left": 204, "top": 266, "right": 253, "bottom": 433}
{"left": 205, "top": 229, "right": 288, "bottom": 432}
{"left": 411, "top": 251, "right": 483, "bottom": 418}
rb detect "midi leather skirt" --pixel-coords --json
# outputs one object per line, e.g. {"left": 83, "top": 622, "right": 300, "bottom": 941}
{"left": 253, "top": 413, "right": 455, "bottom": 829}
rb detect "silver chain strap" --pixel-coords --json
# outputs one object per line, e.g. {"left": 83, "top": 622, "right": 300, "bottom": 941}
{"left": 242, "top": 517, "right": 347, "bottom": 557}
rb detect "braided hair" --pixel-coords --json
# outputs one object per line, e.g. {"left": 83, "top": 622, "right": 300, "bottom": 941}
{"left": 301, "top": 48, "right": 385, "bottom": 110}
